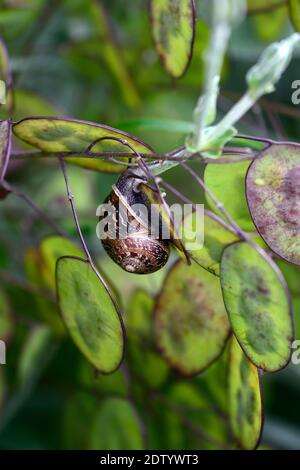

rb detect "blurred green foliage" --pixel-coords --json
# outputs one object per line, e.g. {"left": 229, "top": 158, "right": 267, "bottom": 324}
{"left": 1, "top": 0, "right": 300, "bottom": 451}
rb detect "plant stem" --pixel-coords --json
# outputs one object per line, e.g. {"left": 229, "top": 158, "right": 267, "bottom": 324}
{"left": 180, "top": 161, "right": 249, "bottom": 241}
{"left": 160, "top": 180, "right": 238, "bottom": 236}
{"left": 150, "top": 393, "right": 231, "bottom": 449}
{"left": 210, "top": 92, "right": 255, "bottom": 143}
{"left": 0, "top": 271, "right": 56, "bottom": 303}
{"left": 89, "top": 0, "right": 140, "bottom": 108}
{"left": 192, "top": 1, "right": 231, "bottom": 148}
{"left": 58, "top": 157, "right": 124, "bottom": 322}
{"left": 0, "top": 180, "right": 66, "bottom": 237}
{"left": 10, "top": 147, "right": 255, "bottom": 165}
{"left": 179, "top": 161, "right": 283, "bottom": 269}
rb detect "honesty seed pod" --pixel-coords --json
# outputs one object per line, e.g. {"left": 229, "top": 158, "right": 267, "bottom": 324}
{"left": 100, "top": 170, "right": 171, "bottom": 275}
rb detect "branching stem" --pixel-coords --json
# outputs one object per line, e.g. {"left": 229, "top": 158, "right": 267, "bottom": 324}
{"left": 0, "top": 180, "right": 66, "bottom": 237}
{"left": 58, "top": 157, "right": 124, "bottom": 321}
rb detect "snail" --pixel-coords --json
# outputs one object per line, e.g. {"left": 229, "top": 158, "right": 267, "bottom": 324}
{"left": 100, "top": 169, "right": 171, "bottom": 274}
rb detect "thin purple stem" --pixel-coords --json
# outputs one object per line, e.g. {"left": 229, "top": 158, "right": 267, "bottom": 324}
{"left": 180, "top": 162, "right": 245, "bottom": 237}
{"left": 137, "top": 161, "right": 192, "bottom": 265}
{"left": 10, "top": 148, "right": 255, "bottom": 165}
{"left": 58, "top": 157, "right": 124, "bottom": 323}
{"left": 0, "top": 180, "right": 66, "bottom": 237}
{"left": 160, "top": 180, "right": 238, "bottom": 236}
{"left": 0, "top": 270, "right": 56, "bottom": 303}
{"left": 236, "top": 134, "right": 274, "bottom": 145}
{"left": 83, "top": 135, "right": 192, "bottom": 263}
{"left": 179, "top": 161, "right": 276, "bottom": 261}
{"left": 236, "top": 133, "right": 300, "bottom": 148}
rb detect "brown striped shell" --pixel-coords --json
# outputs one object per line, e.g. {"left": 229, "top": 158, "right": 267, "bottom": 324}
{"left": 100, "top": 171, "right": 170, "bottom": 274}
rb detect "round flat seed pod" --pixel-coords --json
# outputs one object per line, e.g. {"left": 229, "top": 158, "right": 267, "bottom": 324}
{"left": 181, "top": 211, "right": 238, "bottom": 276}
{"left": 246, "top": 143, "right": 300, "bottom": 265}
{"left": 150, "top": 0, "right": 196, "bottom": 78}
{"left": 228, "top": 337, "right": 263, "bottom": 450}
{"left": 205, "top": 160, "right": 255, "bottom": 232}
{"left": 13, "top": 117, "right": 153, "bottom": 173}
{"left": 155, "top": 260, "right": 230, "bottom": 376}
{"left": 56, "top": 256, "right": 124, "bottom": 373}
{"left": 220, "top": 241, "right": 294, "bottom": 372}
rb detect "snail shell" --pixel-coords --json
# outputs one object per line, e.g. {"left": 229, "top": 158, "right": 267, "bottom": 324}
{"left": 101, "top": 171, "right": 170, "bottom": 274}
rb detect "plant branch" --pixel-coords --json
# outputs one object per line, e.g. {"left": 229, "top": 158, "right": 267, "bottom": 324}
{"left": 58, "top": 157, "right": 124, "bottom": 319}
{"left": 83, "top": 134, "right": 192, "bottom": 263}
{"left": 149, "top": 393, "right": 231, "bottom": 449}
{"left": 179, "top": 161, "right": 282, "bottom": 269}
{"left": 179, "top": 161, "right": 255, "bottom": 245}
{"left": 160, "top": 180, "right": 238, "bottom": 236}
{"left": 10, "top": 148, "right": 253, "bottom": 163}
{"left": 190, "top": 0, "right": 246, "bottom": 151}
{"left": 0, "top": 271, "right": 56, "bottom": 303}
{"left": 89, "top": 0, "right": 140, "bottom": 108}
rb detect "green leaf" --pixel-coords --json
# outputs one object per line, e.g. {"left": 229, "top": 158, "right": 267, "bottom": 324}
{"left": 5, "top": 89, "right": 59, "bottom": 120}
{"left": 154, "top": 260, "right": 230, "bottom": 375}
{"left": 195, "top": 344, "right": 230, "bottom": 414}
{"left": 88, "top": 397, "right": 144, "bottom": 450}
{"left": 204, "top": 160, "right": 255, "bottom": 231}
{"left": 99, "top": 254, "right": 166, "bottom": 304}
{"left": 114, "top": 118, "right": 194, "bottom": 134}
{"left": 252, "top": 5, "right": 288, "bottom": 42}
{"left": 0, "top": 120, "right": 11, "bottom": 181}
{"left": 220, "top": 242, "right": 293, "bottom": 372}
{"left": 231, "top": 137, "right": 265, "bottom": 151}
{"left": 78, "top": 359, "right": 128, "bottom": 397}
{"left": 229, "top": 336, "right": 263, "bottom": 450}
{"left": 246, "top": 143, "right": 300, "bottom": 266}
{"left": 0, "top": 288, "right": 14, "bottom": 342}
{"left": 276, "top": 260, "right": 300, "bottom": 338}
{"left": 39, "top": 237, "right": 121, "bottom": 307}
{"left": 246, "top": 33, "right": 300, "bottom": 97}
{"left": 150, "top": 0, "right": 196, "bottom": 79}
{"left": 17, "top": 325, "right": 54, "bottom": 386}
{"left": 24, "top": 236, "right": 85, "bottom": 334}
{"left": 56, "top": 256, "right": 124, "bottom": 373}
{"left": 248, "top": 0, "right": 286, "bottom": 11}
{"left": 289, "top": 0, "right": 300, "bottom": 31}
{"left": 24, "top": 247, "right": 65, "bottom": 336}
{"left": 163, "top": 381, "right": 229, "bottom": 449}
{"left": 126, "top": 290, "right": 169, "bottom": 388}
{"left": 182, "top": 211, "right": 238, "bottom": 276}
{"left": 12, "top": 117, "right": 153, "bottom": 174}
{"left": 63, "top": 392, "right": 100, "bottom": 450}
{"left": 39, "top": 236, "right": 83, "bottom": 292}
